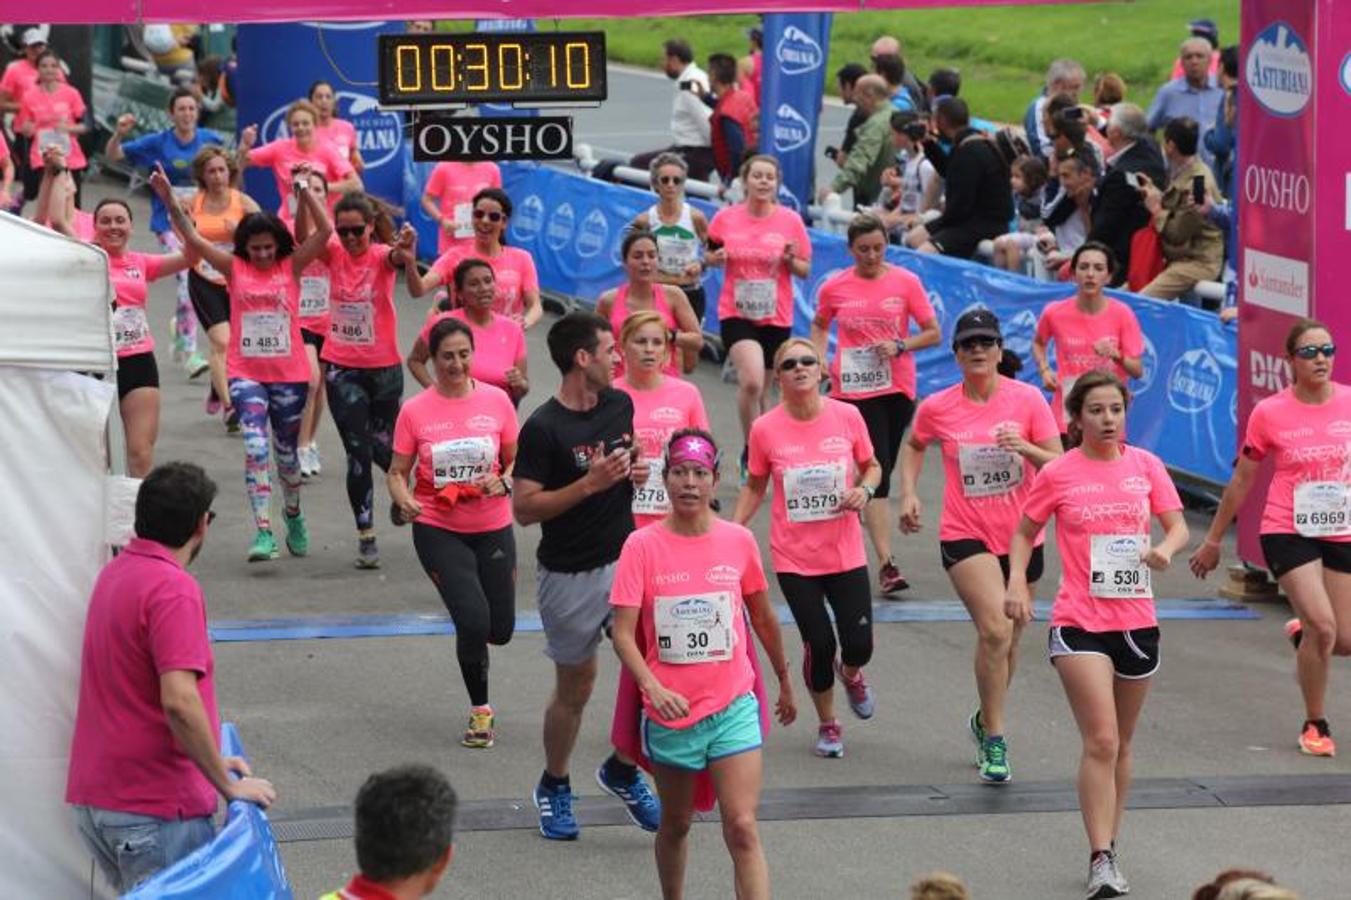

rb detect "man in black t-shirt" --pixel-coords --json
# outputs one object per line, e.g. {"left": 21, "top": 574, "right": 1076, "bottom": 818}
{"left": 512, "top": 312, "right": 660, "bottom": 841}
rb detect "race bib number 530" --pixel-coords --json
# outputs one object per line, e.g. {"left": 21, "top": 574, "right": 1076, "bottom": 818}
{"left": 1089, "top": 534, "right": 1151, "bottom": 599}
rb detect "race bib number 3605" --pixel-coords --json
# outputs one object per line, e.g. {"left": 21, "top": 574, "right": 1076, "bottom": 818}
{"left": 839, "top": 346, "right": 892, "bottom": 394}
{"left": 655, "top": 591, "right": 735, "bottom": 664}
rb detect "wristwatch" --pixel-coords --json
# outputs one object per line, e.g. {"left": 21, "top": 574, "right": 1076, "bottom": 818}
{"left": 860, "top": 483, "right": 877, "bottom": 500}
{"left": 894, "top": 339, "right": 907, "bottom": 355}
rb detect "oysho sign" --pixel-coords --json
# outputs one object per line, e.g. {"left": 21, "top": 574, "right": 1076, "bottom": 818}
{"left": 413, "top": 116, "right": 573, "bottom": 162}
{"left": 1246, "top": 22, "right": 1313, "bottom": 116}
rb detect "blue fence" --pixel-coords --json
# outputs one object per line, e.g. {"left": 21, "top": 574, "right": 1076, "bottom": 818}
{"left": 124, "top": 723, "right": 292, "bottom": 899}
{"left": 441, "top": 163, "right": 1237, "bottom": 486}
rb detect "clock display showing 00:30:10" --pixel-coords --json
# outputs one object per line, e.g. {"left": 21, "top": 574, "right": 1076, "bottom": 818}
{"left": 377, "top": 32, "right": 607, "bottom": 106}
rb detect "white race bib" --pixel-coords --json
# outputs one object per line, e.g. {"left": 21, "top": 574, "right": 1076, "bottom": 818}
{"left": 1293, "top": 481, "right": 1351, "bottom": 538}
{"left": 783, "top": 460, "right": 846, "bottom": 523}
{"left": 451, "top": 202, "right": 474, "bottom": 239}
{"left": 656, "top": 234, "right": 696, "bottom": 275}
{"left": 1089, "top": 534, "right": 1151, "bottom": 599}
{"left": 331, "top": 301, "right": 374, "bottom": 345}
{"left": 655, "top": 591, "right": 735, "bottom": 665}
{"left": 733, "top": 279, "right": 776, "bottom": 321}
{"left": 112, "top": 306, "right": 150, "bottom": 352}
{"left": 299, "top": 276, "right": 331, "bottom": 318}
{"left": 431, "top": 436, "right": 494, "bottom": 488}
{"left": 239, "top": 311, "right": 291, "bottom": 357}
{"left": 632, "top": 459, "right": 670, "bottom": 516}
{"left": 839, "top": 346, "right": 892, "bottom": 394}
{"left": 957, "top": 444, "right": 1023, "bottom": 498}
{"left": 37, "top": 128, "right": 71, "bottom": 155}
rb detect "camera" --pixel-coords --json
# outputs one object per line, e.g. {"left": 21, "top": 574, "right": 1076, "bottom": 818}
{"left": 824, "top": 145, "right": 839, "bottom": 159}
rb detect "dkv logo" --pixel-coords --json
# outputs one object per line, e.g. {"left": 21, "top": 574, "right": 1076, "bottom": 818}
{"left": 262, "top": 91, "right": 402, "bottom": 168}
{"left": 511, "top": 194, "right": 545, "bottom": 243}
{"left": 575, "top": 209, "right": 610, "bottom": 259}
{"left": 1249, "top": 349, "right": 1292, "bottom": 393}
{"left": 772, "top": 103, "right": 813, "bottom": 153}
{"left": 775, "top": 25, "right": 824, "bottom": 74}
{"left": 1167, "top": 348, "right": 1222, "bottom": 413}
{"left": 545, "top": 203, "right": 575, "bottom": 252}
{"left": 1246, "top": 23, "right": 1313, "bottom": 116}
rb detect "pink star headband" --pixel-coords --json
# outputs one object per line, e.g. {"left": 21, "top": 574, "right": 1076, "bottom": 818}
{"left": 666, "top": 434, "right": 718, "bottom": 471}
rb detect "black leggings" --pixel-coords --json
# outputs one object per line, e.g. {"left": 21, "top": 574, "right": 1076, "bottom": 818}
{"left": 325, "top": 363, "right": 403, "bottom": 531}
{"left": 778, "top": 567, "right": 874, "bottom": 693}
{"left": 413, "top": 523, "right": 517, "bottom": 706}
{"left": 842, "top": 392, "right": 915, "bottom": 499}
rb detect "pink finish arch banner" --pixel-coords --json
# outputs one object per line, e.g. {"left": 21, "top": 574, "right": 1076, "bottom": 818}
{"left": 36, "top": 0, "right": 1076, "bottom": 24}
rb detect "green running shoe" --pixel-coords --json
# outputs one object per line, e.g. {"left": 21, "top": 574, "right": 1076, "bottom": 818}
{"left": 284, "top": 511, "right": 309, "bottom": 557}
{"left": 247, "top": 529, "right": 280, "bottom": 562}
{"left": 980, "top": 736, "right": 1011, "bottom": 784}
{"left": 968, "top": 709, "right": 986, "bottom": 767}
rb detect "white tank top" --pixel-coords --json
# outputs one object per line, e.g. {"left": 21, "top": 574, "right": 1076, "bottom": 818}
{"left": 646, "top": 202, "right": 701, "bottom": 281}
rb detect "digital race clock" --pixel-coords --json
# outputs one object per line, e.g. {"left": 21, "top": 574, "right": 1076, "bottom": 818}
{"left": 378, "top": 32, "right": 607, "bottom": 107}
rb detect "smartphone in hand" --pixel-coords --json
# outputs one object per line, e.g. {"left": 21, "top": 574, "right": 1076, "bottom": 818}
{"left": 1191, "top": 174, "right": 1206, "bottom": 205}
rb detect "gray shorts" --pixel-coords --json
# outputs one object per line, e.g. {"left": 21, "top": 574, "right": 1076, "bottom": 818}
{"left": 537, "top": 561, "right": 617, "bottom": 666}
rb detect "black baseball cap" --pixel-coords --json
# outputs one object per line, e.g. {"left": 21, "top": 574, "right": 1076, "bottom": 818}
{"left": 1188, "top": 19, "right": 1219, "bottom": 47}
{"left": 952, "top": 308, "right": 1003, "bottom": 348}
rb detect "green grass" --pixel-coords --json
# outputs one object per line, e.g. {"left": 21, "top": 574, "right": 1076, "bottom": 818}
{"left": 522, "top": 1, "right": 1239, "bottom": 125}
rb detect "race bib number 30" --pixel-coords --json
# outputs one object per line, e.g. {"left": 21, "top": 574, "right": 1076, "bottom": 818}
{"left": 655, "top": 591, "right": 735, "bottom": 665}
{"left": 839, "top": 346, "right": 892, "bottom": 394}
{"left": 957, "top": 444, "right": 1023, "bottom": 498}
{"left": 632, "top": 459, "right": 670, "bottom": 516}
{"left": 112, "top": 306, "right": 150, "bottom": 352}
{"left": 784, "top": 461, "right": 846, "bottom": 523}
{"left": 733, "top": 279, "right": 776, "bottom": 321}
{"left": 331, "top": 302, "right": 375, "bottom": 345}
{"left": 240, "top": 312, "right": 291, "bottom": 357}
{"left": 431, "top": 436, "right": 494, "bottom": 488}
{"left": 1293, "top": 481, "right": 1351, "bottom": 538}
{"left": 1089, "top": 534, "right": 1151, "bottom": 599}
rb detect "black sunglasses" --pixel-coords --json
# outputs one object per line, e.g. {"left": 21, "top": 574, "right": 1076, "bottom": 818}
{"left": 335, "top": 225, "right": 366, "bottom": 238}
{"left": 1294, "top": 343, "right": 1336, "bottom": 360}
{"left": 957, "top": 336, "right": 1000, "bottom": 352}
{"left": 657, "top": 175, "right": 685, "bottom": 186}
{"left": 473, "top": 209, "right": 505, "bottom": 222}
{"left": 779, "top": 355, "right": 819, "bottom": 372}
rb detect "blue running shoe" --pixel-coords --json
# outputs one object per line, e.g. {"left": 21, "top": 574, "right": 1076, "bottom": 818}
{"left": 533, "top": 781, "right": 579, "bottom": 841}
{"left": 595, "top": 764, "right": 660, "bottom": 832}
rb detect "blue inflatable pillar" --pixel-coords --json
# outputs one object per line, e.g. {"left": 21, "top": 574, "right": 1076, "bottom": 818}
{"left": 757, "top": 14, "right": 832, "bottom": 214}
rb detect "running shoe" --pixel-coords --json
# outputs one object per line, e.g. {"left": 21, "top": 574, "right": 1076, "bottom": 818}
{"left": 1085, "top": 850, "right": 1129, "bottom": 899}
{"left": 1285, "top": 617, "right": 1303, "bottom": 650}
{"left": 1298, "top": 719, "right": 1336, "bottom": 757}
{"left": 299, "top": 445, "right": 316, "bottom": 479}
{"left": 308, "top": 442, "right": 322, "bottom": 475}
{"left": 283, "top": 511, "right": 309, "bottom": 557}
{"left": 878, "top": 560, "right": 910, "bottom": 595}
{"left": 815, "top": 720, "right": 844, "bottom": 758}
{"left": 205, "top": 389, "right": 221, "bottom": 417}
{"left": 979, "top": 736, "right": 1011, "bottom": 784}
{"left": 247, "top": 529, "right": 280, "bottom": 562}
{"left": 224, "top": 407, "right": 241, "bottom": 434}
{"left": 185, "top": 353, "right": 210, "bottom": 380}
{"left": 835, "top": 659, "right": 875, "bottom": 720}
{"left": 595, "top": 763, "right": 661, "bottom": 832}
{"left": 532, "top": 781, "right": 579, "bottom": 841}
{"left": 355, "top": 535, "right": 380, "bottom": 569}
{"left": 968, "top": 709, "right": 986, "bottom": 767}
{"left": 462, "top": 706, "right": 495, "bottom": 748}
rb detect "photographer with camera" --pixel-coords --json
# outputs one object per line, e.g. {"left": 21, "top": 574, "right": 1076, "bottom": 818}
{"left": 626, "top": 40, "right": 714, "bottom": 182}
{"left": 1138, "top": 116, "right": 1223, "bottom": 302}
{"left": 819, "top": 75, "right": 893, "bottom": 208}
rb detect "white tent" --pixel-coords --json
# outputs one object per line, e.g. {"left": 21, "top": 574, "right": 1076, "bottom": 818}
{"left": 0, "top": 212, "right": 123, "bottom": 898}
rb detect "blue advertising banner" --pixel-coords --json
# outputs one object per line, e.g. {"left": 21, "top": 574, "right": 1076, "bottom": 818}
{"left": 237, "top": 22, "right": 407, "bottom": 214}
{"left": 757, "top": 14, "right": 832, "bottom": 213}
{"left": 499, "top": 164, "right": 1238, "bottom": 485}
{"left": 124, "top": 724, "right": 292, "bottom": 899}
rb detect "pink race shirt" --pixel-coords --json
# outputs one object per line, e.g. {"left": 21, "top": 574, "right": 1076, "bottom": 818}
{"left": 392, "top": 382, "right": 518, "bottom": 534}
{"left": 227, "top": 260, "right": 308, "bottom": 383}
{"left": 17, "top": 83, "right": 87, "bottom": 169}
{"left": 441, "top": 309, "right": 525, "bottom": 393}
{"left": 320, "top": 237, "right": 401, "bottom": 369}
{"left": 425, "top": 162, "right": 502, "bottom": 255}
{"left": 608, "top": 283, "right": 681, "bottom": 379}
{"left": 1021, "top": 445, "right": 1182, "bottom": 632}
{"left": 708, "top": 204, "right": 811, "bottom": 328}
{"left": 748, "top": 399, "right": 875, "bottom": 575}
{"left": 1243, "top": 385, "right": 1351, "bottom": 542}
{"left": 65, "top": 539, "right": 219, "bottom": 820}
{"left": 312, "top": 118, "right": 357, "bottom": 163}
{"left": 0, "top": 58, "right": 63, "bottom": 103}
{"left": 1035, "top": 297, "right": 1144, "bottom": 430}
{"left": 430, "top": 245, "right": 539, "bottom": 323}
{"left": 816, "top": 265, "right": 936, "bottom": 401}
{"left": 108, "top": 251, "right": 165, "bottom": 358}
{"left": 912, "top": 378, "right": 1060, "bottom": 552}
{"left": 246, "top": 139, "right": 353, "bottom": 223}
{"left": 615, "top": 374, "right": 711, "bottom": 528}
{"left": 610, "top": 519, "right": 767, "bottom": 728}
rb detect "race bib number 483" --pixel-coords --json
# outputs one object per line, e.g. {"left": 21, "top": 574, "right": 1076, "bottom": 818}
{"left": 239, "top": 312, "right": 290, "bottom": 357}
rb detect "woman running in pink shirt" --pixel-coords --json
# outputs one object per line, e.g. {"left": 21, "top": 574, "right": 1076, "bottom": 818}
{"left": 597, "top": 230, "right": 703, "bottom": 377}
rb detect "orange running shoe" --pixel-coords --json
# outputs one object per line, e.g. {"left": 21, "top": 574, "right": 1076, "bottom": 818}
{"left": 1299, "top": 719, "right": 1336, "bottom": 757}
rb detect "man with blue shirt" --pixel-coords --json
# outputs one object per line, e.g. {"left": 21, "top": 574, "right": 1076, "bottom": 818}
{"left": 105, "top": 88, "right": 225, "bottom": 381}
{"left": 1146, "top": 38, "right": 1223, "bottom": 171}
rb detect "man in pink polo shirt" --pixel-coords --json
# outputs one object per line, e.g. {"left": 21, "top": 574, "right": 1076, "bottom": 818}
{"left": 66, "top": 462, "right": 276, "bottom": 893}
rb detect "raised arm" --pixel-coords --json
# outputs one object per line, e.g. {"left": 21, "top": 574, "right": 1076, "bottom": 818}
{"left": 151, "top": 163, "right": 234, "bottom": 276}
{"left": 290, "top": 178, "right": 333, "bottom": 274}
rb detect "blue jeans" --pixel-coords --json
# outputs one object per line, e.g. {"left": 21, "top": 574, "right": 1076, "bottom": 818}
{"left": 73, "top": 805, "right": 215, "bottom": 892}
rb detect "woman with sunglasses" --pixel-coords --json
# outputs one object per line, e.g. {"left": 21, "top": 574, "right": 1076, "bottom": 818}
{"left": 735, "top": 338, "right": 882, "bottom": 759}
{"left": 300, "top": 191, "right": 418, "bottom": 570}
{"left": 408, "top": 188, "right": 542, "bottom": 330}
{"left": 1190, "top": 318, "right": 1351, "bottom": 758}
{"left": 615, "top": 311, "right": 711, "bottom": 530}
{"left": 407, "top": 259, "right": 529, "bottom": 405}
{"left": 1005, "top": 371, "right": 1187, "bottom": 900}
{"left": 422, "top": 159, "right": 502, "bottom": 257}
{"left": 612, "top": 428, "right": 795, "bottom": 900}
{"left": 153, "top": 162, "right": 332, "bottom": 563}
{"left": 238, "top": 100, "right": 361, "bottom": 226}
{"left": 389, "top": 316, "right": 519, "bottom": 750}
{"left": 597, "top": 230, "right": 703, "bottom": 377}
{"left": 706, "top": 155, "right": 812, "bottom": 472}
{"left": 899, "top": 309, "right": 1061, "bottom": 784}
{"left": 294, "top": 169, "right": 335, "bottom": 476}
{"left": 1031, "top": 241, "right": 1144, "bottom": 439}
{"left": 811, "top": 213, "right": 940, "bottom": 596}
{"left": 631, "top": 153, "right": 709, "bottom": 327}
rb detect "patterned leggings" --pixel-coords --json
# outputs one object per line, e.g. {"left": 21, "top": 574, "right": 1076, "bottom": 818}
{"left": 325, "top": 363, "right": 404, "bottom": 531}
{"left": 156, "top": 229, "right": 197, "bottom": 355}
{"left": 228, "top": 378, "right": 308, "bottom": 531}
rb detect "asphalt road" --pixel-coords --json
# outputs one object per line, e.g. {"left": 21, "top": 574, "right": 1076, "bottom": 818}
{"left": 63, "top": 66, "right": 1350, "bottom": 899}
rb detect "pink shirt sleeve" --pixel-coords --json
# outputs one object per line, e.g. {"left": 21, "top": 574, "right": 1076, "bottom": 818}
{"left": 1242, "top": 399, "right": 1272, "bottom": 460}
{"left": 911, "top": 397, "right": 936, "bottom": 445}
{"left": 815, "top": 277, "right": 838, "bottom": 325}
{"left": 609, "top": 532, "right": 646, "bottom": 609}
{"left": 518, "top": 251, "right": 539, "bottom": 294}
{"left": 739, "top": 528, "right": 769, "bottom": 595}
{"left": 146, "top": 588, "right": 211, "bottom": 676}
{"left": 707, "top": 208, "right": 727, "bottom": 243}
{"left": 393, "top": 403, "right": 417, "bottom": 457}
{"left": 430, "top": 248, "right": 462, "bottom": 287}
{"left": 1118, "top": 304, "right": 1144, "bottom": 358}
{"left": 497, "top": 389, "right": 520, "bottom": 447}
{"left": 324, "top": 144, "right": 355, "bottom": 181}
{"left": 66, "top": 85, "right": 86, "bottom": 120}
{"left": 1147, "top": 452, "right": 1184, "bottom": 514}
{"left": 1020, "top": 460, "right": 1061, "bottom": 526}
{"left": 847, "top": 404, "right": 875, "bottom": 465}
{"left": 1035, "top": 305, "right": 1055, "bottom": 344}
{"left": 425, "top": 163, "right": 448, "bottom": 197}
{"left": 489, "top": 164, "right": 503, "bottom": 188}
{"left": 791, "top": 214, "right": 811, "bottom": 262}
{"left": 747, "top": 418, "right": 770, "bottom": 478}
{"left": 248, "top": 142, "right": 280, "bottom": 168}
{"left": 906, "top": 278, "right": 937, "bottom": 326}
{"left": 690, "top": 391, "right": 711, "bottom": 432}
{"left": 1027, "top": 391, "right": 1061, "bottom": 444}
{"left": 142, "top": 253, "right": 165, "bottom": 283}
